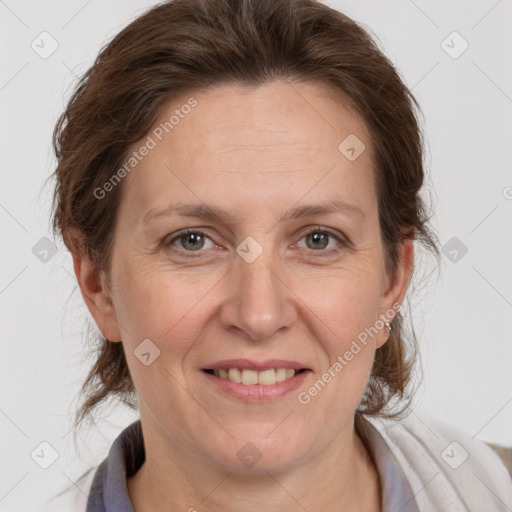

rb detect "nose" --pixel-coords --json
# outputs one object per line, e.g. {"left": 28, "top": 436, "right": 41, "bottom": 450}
{"left": 219, "top": 253, "right": 297, "bottom": 341}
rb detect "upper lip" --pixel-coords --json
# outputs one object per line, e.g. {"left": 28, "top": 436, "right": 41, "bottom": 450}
{"left": 202, "top": 358, "right": 310, "bottom": 371}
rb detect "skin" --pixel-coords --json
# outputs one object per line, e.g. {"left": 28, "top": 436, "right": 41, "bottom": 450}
{"left": 73, "top": 80, "right": 414, "bottom": 511}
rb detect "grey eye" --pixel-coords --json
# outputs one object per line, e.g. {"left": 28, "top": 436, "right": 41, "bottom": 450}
{"left": 305, "top": 231, "right": 330, "bottom": 250}
{"left": 171, "top": 232, "right": 215, "bottom": 251}
{"left": 297, "top": 230, "right": 340, "bottom": 251}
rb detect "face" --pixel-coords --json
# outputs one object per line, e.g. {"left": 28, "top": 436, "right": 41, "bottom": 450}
{"left": 82, "top": 80, "right": 411, "bottom": 474}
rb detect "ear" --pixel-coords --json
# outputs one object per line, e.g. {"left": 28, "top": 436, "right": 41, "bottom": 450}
{"left": 376, "top": 237, "right": 414, "bottom": 348}
{"left": 70, "top": 229, "right": 122, "bottom": 342}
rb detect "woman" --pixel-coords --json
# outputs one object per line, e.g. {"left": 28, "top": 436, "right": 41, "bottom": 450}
{"left": 39, "top": 0, "right": 512, "bottom": 510}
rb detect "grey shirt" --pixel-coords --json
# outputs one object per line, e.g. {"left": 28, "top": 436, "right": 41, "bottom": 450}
{"left": 86, "top": 416, "right": 420, "bottom": 511}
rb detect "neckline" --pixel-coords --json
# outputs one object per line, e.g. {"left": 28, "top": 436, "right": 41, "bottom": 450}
{"left": 87, "top": 415, "right": 419, "bottom": 512}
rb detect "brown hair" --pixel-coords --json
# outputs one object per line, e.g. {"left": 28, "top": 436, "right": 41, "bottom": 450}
{"left": 48, "top": 0, "right": 439, "bottom": 430}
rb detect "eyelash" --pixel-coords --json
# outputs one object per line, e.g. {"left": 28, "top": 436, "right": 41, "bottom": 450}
{"left": 163, "top": 226, "right": 348, "bottom": 257}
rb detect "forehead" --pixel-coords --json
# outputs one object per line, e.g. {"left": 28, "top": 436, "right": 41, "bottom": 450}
{"left": 119, "top": 80, "right": 376, "bottom": 224}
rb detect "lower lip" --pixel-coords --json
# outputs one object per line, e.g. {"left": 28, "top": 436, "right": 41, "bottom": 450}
{"left": 202, "top": 370, "right": 311, "bottom": 402}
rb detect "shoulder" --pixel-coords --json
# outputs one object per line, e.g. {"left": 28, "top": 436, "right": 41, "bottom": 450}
{"left": 33, "top": 466, "right": 98, "bottom": 512}
{"left": 364, "top": 411, "right": 512, "bottom": 511}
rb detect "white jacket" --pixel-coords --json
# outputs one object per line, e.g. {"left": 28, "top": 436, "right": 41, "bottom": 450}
{"left": 35, "top": 412, "right": 512, "bottom": 511}
{"left": 363, "top": 412, "right": 512, "bottom": 511}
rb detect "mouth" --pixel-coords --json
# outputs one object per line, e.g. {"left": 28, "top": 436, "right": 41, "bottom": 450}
{"left": 202, "top": 367, "right": 308, "bottom": 386}
{"left": 201, "top": 359, "right": 311, "bottom": 401}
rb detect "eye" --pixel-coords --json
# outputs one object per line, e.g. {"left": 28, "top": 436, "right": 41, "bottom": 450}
{"left": 296, "top": 226, "right": 346, "bottom": 253}
{"left": 165, "top": 229, "right": 215, "bottom": 252}
{"left": 163, "top": 226, "right": 347, "bottom": 256}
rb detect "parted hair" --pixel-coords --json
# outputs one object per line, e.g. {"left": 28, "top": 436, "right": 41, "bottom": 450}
{"left": 49, "top": 0, "right": 439, "bottom": 430}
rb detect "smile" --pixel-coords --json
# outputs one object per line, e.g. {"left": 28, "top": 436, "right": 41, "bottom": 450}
{"left": 205, "top": 368, "right": 307, "bottom": 386}
{"left": 201, "top": 359, "right": 311, "bottom": 401}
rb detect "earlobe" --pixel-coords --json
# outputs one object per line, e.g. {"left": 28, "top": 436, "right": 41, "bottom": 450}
{"left": 70, "top": 229, "right": 122, "bottom": 342}
{"left": 377, "top": 238, "right": 414, "bottom": 347}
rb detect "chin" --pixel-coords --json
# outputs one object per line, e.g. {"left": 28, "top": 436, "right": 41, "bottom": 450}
{"left": 205, "top": 428, "right": 312, "bottom": 475}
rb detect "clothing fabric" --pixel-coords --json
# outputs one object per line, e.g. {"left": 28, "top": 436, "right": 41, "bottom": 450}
{"left": 35, "top": 412, "right": 512, "bottom": 511}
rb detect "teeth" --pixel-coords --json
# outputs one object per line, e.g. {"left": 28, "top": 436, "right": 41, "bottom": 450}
{"left": 228, "top": 368, "right": 242, "bottom": 383}
{"left": 242, "top": 369, "right": 258, "bottom": 385}
{"left": 258, "top": 369, "right": 275, "bottom": 385}
{"left": 212, "top": 368, "right": 299, "bottom": 385}
{"left": 275, "top": 368, "right": 287, "bottom": 382}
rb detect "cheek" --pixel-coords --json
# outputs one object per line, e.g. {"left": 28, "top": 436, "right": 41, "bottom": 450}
{"left": 301, "top": 263, "right": 382, "bottom": 339}
{"left": 111, "top": 267, "right": 217, "bottom": 415}
{"left": 112, "top": 263, "right": 223, "bottom": 358}
{"left": 114, "top": 251, "right": 383, "bottom": 357}
{"left": 298, "top": 270, "right": 382, "bottom": 406}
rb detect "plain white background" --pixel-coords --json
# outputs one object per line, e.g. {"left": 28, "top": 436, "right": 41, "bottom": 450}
{"left": 1, "top": 0, "right": 511, "bottom": 509}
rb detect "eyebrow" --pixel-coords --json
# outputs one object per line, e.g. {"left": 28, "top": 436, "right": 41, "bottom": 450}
{"left": 142, "top": 199, "right": 366, "bottom": 228}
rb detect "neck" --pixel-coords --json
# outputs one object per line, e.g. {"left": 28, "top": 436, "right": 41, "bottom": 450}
{"left": 127, "top": 415, "right": 381, "bottom": 512}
